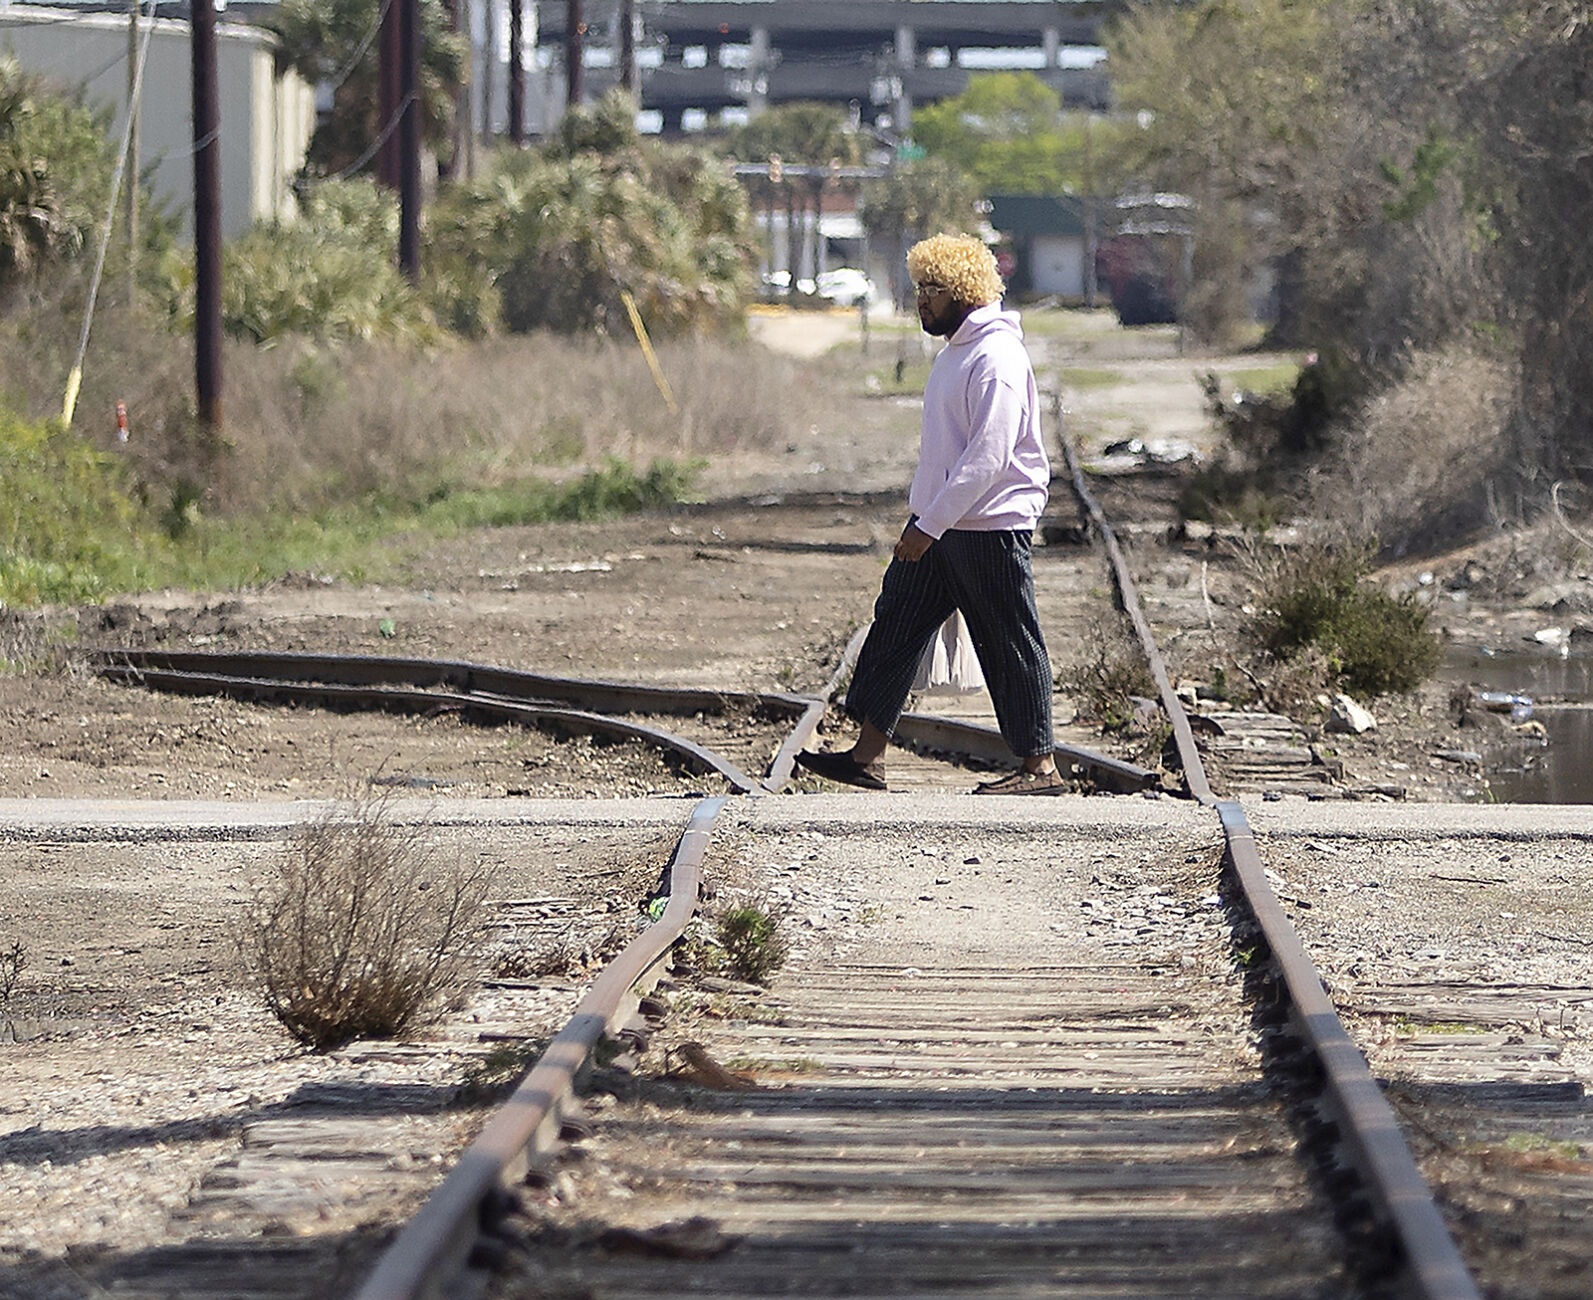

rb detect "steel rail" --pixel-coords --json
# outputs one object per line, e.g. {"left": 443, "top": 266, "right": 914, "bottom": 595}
{"left": 1056, "top": 424, "right": 1482, "bottom": 1299}
{"left": 1056, "top": 440, "right": 1213, "bottom": 804}
{"left": 96, "top": 646, "right": 1147, "bottom": 796}
{"left": 352, "top": 795, "right": 726, "bottom": 1300}
{"left": 94, "top": 665, "right": 764, "bottom": 795}
{"left": 90, "top": 648, "right": 812, "bottom": 721}
{"left": 893, "top": 711, "right": 1157, "bottom": 793}
{"left": 765, "top": 624, "right": 868, "bottom": 790}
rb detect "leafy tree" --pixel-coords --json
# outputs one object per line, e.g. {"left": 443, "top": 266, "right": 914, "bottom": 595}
{"left": 720, "top": 101, "right": 863, "bottom": 167}
{"left": 267, "top": 0, "right": 464, "bottom": 177}
{"left": 1106, "top": 0, "right": 1357, "bottom": 345}
{"left": 1106, "top": 0, "right": 1593, "bottom": 530}
{"left": 911, "top": 72, "right": 1083, "bottom": 196}
{"left": 1450, "top": 2, "right": 1593, "bottom": 489}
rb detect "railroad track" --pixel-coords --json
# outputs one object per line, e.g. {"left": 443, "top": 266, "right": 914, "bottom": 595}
{"left": 89, "top": 648, "right": 1158, "bottom": 798}
{"left": 73, "top": 433, "right": 1501, "bottom": 1299}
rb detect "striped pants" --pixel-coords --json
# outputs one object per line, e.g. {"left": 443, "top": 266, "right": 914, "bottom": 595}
{"left": 845, "top": 526, "right": 1055, "bottom": 758}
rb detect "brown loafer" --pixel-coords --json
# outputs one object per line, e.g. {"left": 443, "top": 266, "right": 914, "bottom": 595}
{"left": 795, "top": 749, "right": 887, "bottom": 791}
{"left": 972, "top": 768, "right": 1066, "bottom": 795}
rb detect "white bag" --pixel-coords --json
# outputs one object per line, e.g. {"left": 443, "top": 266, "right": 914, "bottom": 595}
{"left": 912, "top": 611, "right": 986, "bottom": 696}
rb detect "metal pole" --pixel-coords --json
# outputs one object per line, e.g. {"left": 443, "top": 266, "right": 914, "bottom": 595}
{"left": 1083, "top": 114, "right": 1097, "bottom": 309}
{"left": 398, "top": 0, "right": 421, "bottom": 282}
{"left": 125, "top": 0, "right": 140, "bottom": 301}
{"left": 508, "top": 0, "right": 524, "bottom": 144}
{"left": 190, "top": 0, "right": 222, "bottom": 436}
{"left": 565, "top": 0, "right": 584, "bottom": 109}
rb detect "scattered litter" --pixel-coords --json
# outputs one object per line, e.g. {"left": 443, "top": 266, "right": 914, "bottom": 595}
{"left": 1477, "top": 691, "right": 1534, "bottom": 723}
{"left": 1085, "top": 437, "right": 1202, "bottom": 474}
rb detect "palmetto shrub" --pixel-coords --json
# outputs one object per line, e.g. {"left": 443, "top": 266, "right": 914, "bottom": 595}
{"left": 427, "top": 95, "right": 756, "bottom": 340}
{"left": 242, "top": 797, "right": 497, "bottom": 1050}
{"left": 0, "top": 56, "right": 121, "bottom": 289}
{"left": 162, "top": 178, "right": 437, "bottom": 347}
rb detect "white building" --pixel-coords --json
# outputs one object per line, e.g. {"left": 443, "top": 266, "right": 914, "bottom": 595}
{"left": 0, "top": 5, "right": 315, "bottom": 239}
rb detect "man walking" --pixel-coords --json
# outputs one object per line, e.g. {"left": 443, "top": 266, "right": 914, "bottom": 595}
{"left": 797, "top": 233, "right": 1063, "bottom": 795}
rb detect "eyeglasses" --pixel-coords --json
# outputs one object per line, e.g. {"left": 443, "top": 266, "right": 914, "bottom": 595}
{"left": 914, "top": 282, "right": 949, "bottom": 298}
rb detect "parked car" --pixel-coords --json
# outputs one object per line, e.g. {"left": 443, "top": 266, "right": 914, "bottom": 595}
{"left": 815, "top": 268, "right": 875, "bottom": 307}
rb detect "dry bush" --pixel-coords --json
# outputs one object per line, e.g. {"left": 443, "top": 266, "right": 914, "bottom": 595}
{"left": 1304, "top": 346, "right": 1516, "bottom": 558}
{"left": 0, "top": 940, "right": 24, "bottom": 1008}
{"left": 242, "top": 796, "right": 498, "bottom": 1050}
{"left": 491, "top": 922, "right": 630, "bottom": 980}
{"left": 493, "top": 934, "right": 576, "bottom": 980}
{"left": 0, "top": 278, "right": 195, "bottom": 453}
{"left": 0, "top": 609, "right": 70, "bottom": 674}
{"left": 1062, "top": 620, "right": 1158, "bottom": 733}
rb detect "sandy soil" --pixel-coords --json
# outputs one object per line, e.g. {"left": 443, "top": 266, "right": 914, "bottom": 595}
{"left": 0, "top": 305, "right": 1540, "bottom": 807}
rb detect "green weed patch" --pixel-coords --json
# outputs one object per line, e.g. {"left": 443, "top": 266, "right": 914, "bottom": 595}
{"left": 0, "top": 410, "right": 700, "bottom": 606}
{"left": 1060, "top": 366, "right": 1123, "bottom": 390}
{"left": 1250, "top": 543, "right": 1440, "bottom": 698}
{"left": 422, "top": 458, "right": 699, "bottom": 529}
{"left": 0, "top": 412, "right": 156, "bottom": 605}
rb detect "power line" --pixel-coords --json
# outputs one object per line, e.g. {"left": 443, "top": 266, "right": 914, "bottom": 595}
{"left": 327, "top": 90, "right": 414, "bottom": 181}
{"left": 325, "top": 0, "right": 394, "bottom": 97}
{"left": 61, "top": 0, "right": 158, "bottom": 429}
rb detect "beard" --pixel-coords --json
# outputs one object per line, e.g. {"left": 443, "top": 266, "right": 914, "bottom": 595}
{"left": 919, "top": 302, "right": 962, "bottom": 337}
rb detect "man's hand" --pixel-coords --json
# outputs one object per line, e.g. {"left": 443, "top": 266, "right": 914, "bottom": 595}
{"left": 894, "top": 523, "right": 934, "bottom": 563}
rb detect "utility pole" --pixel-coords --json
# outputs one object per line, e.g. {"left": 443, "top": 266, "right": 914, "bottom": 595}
{"left": 565, "top": 0, "right": 584, "bottom": 110}
{"left": 619, "top": 0, "right": 635, "bottom": 92}
{"left": 508, "top": 0, "right": 524, "bottom": 144}
{"left": 190, "top": 0, "right": 222, "bottom": 436}
{"left": 441, "top": 0, "right": 465, "bottom": 180}
{"left": 125, "top": 0, "right": 140, "bottom": 302}
{"left": 398, "top": 0, "right": 421, "bottom": 282}
{"left": 478, "top": 0, "right": 493, "bottom": 147}
{"left": 378, "top": 0, "right": 402, "bottom": 189}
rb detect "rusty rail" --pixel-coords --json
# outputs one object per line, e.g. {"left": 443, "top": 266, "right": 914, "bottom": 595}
{"left": 1056, "top": 416, "right": 1481, "bottom": 1300}
{"left": 352, "top": 795, "right": 725, "bottom": 1300}
{"left": 93, "top": 662, "right": 765, "bottom": 794}
{"left": 94, "top": 647, "right": 1145, "bottom": 797}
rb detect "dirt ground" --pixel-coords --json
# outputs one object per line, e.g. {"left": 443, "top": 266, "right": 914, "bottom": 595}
{"left": 2, "top": 305, "right": 1590, "bottom": 1298}
{"left": 0, "top": 306, "right": 1556, "bottom": 809}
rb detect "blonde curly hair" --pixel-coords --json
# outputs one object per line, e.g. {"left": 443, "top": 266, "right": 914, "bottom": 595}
{"left": 906, "top": 233, "right": 1004, "bottom": 308}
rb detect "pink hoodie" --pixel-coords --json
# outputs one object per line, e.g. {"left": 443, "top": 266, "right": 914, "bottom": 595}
{"left": 907, "top": 303, "right": 1049, "bottom": 539}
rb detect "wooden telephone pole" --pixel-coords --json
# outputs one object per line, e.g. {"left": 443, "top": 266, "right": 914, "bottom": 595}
{"left": 190, "top": 0, "right": 222, "bottom": 434}
{"left": 398, "top": 0, "right": 421, "bottom": 282}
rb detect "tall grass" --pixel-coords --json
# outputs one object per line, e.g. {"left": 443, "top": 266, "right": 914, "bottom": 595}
{"left": 0, "top": 281, "right": 838, "bottom": 602}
